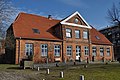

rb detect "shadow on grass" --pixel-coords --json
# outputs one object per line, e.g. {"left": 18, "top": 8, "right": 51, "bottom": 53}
{"left": 7, "top": 66, "right": 22, "bottom": 70}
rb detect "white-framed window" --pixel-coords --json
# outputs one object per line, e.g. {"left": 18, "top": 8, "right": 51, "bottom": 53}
{"left": 106, "top": 48, "right": 110, "bottom": 56}
{"left": 25, "top": 43, "right": 33, "bottom": 56}
{"left": 83, "top": 31, "right": 88, "bottom": 39}
{"left": 41, "top": 44, "right": 48, "bottom": 56}
{"left": 66, "top": 28, "right": 72, "bottom": 38}
{"left": 100, "top": 47, "right": 104, "bottom": 56}
{"left": 92, "top": 46, "right": 96, "bottom": 56}
{"left": 76, "top": 46, "right": 81, "bottom": 56}
{"left": 67, "top": 46, "right": 72, "bottom": 56}
{"left": 54, "top": 45, "right": 60, "bottom": 57}
{"left": 75, "top": 30, "right": 80, "bottom": 38}
{"left": 84, "top": 46, "right": 89, "bottom": 55}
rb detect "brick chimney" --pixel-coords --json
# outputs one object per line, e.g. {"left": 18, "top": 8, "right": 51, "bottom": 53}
{"left": 48, "top": 15, "right": 52, "bottom": 20}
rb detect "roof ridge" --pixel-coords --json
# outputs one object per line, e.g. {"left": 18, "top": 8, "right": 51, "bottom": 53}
{"left": 17, "top": 12, "right": 61, "bottom": 21}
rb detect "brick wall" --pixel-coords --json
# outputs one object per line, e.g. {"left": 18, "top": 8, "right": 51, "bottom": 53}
{"left": 15, "top": 39, "right": 62, "bottom": 64}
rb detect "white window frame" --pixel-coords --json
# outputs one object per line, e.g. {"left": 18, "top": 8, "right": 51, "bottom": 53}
{"left": 76, "top": 46, "right": 81, "bottom": 56}
{"left": 84, "top": 46, "right": 89, "bottom": 55}
{"left": 66, "top": 28, "right": 72, "bottom": 38}
{"left": 106, "top": 48, "right": 110, "bottom": 56}
{"left": 67, "top": 46, "right": 72, "bottom": 56}
{"left": 25, "top": 43, "right": 33, "bottom": 56}
{"left": 100, "top": 47, "right": 104, "bottom": 56}
{"left": 83, "top": 31, "right": 88, "bottom": 39}
{"left": 75, "top": 30, "right": 80, "bottom": 38}
{"left": 92, "top": 46, "right": 97, "bottom": 56}
{"left": 41, "top": 44, "right": 48, "bottom": 57}
{"left": 54, "top": 45, "right": 60, "bottom": 57}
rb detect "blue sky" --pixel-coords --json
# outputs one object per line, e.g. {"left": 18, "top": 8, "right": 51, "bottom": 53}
{"left": 13, "top": 0, "right": 119, "bottom": 29}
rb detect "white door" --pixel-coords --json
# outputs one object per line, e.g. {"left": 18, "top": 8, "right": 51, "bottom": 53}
{"left": 76, "top": 46, "right": 81, "bottom": 60}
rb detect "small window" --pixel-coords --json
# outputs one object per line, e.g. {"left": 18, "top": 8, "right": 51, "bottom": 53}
{"left": 75, "top": 30, "right": 80, "bottom": 38}
{"left": 95, "top": 36, "right": 100, "bottom": 40}
{"left": 41, "top": 44, "right": 48, "bottom": 56}
{"left": 100, "top": 47, "right": 104, "bottom": 56}
{"left": 32, "top": 28, "right": 40, "bottom": 34}
{"left": 76, "top": 46, "right": 81, "bottom": 56}
{"left": 92, "top": 46, "right": 96, "bottom": 56}
{"left": 66, "top": 28, "right": 72, "bottom": 38}
{"left": 66, "top": 46, "right": 72, "bottom": 56}
{"left": 54, "top": 45, "right": 60, "bottom": 57}
{"left": 106, "top": 48, "right": 110, "bottom": 56}
{"left": 116, "top": 33, "right": 120, "bottom": 38}
{"left": 74, "top": 18, "right": 79, "bottom": 24}
{"left": 25, "top": 43, "right": 33, "bottom": 56}
{"left": 83, "top": 31, "right": 88, "bottom": 39}
{"left": 84, "top": 46, "right": 89, "bottom": 55}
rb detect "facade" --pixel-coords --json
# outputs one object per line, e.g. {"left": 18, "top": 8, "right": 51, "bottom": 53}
{"left": 0, "top": 37, "right": 5, "bottom": 63}
{"left": 99, "top": 26, "right": 120, "bottom": 60}
{"left": 6, "top": 11, "right": 113, "bottom": 64}
{"left": 0, "top": 37, "right": 5, "bottom": 54}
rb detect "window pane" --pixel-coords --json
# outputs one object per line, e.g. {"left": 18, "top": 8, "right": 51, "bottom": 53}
{"left": 83, "top": 31, "right": 88, "bottom": 39}
{"left": 100, "top": 47, "right": 104, "bottom": 56}
{"left": 75, "top": 30, "right": 80, "bottom": 38}
{"left": 54, "top": 45, "right": 60, "bottom": 56}
{"left": 67, "top": 46, "right": 72, "bottom": 56}
{"left": 84, "top": 46, "right": 89, "bottom": 55}
{"left": 25, "top": 44, "right": 33, "bottom": 56}
{"left": 92, "top": 46, "right": 96, "bottom": 56}
{"left": 66, "top": 28, "right": 72, "bottom": 38}
{"left": 107, "top": 48, "right": 110, "bottom": 56}
{"left": 41, "top": 44, "right": 47, "bottom": 56}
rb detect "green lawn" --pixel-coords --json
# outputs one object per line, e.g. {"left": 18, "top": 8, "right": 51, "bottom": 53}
{"left": 0, "top": 63, "right": 120, "bottom": 80}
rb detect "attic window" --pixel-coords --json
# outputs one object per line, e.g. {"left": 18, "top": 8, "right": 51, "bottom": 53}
{"left": 74, "top": 18, "right": 79, "bottom": 24}
{"left": 32, "top": 28, "right": 40, "bottom": 34}
{"left": 95, "top": 36, "right": 100, "bottom": 40}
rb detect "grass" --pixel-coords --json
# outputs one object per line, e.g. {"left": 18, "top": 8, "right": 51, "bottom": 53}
{"left": 0, "top": 63, "right": 120, "bottom": 80}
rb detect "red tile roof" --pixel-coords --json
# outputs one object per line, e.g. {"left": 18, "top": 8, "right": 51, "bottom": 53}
{"left": 90, "top": 27, "right": 112, "bottom": 45}
{"left": 12, "top": 12, "right": 61, "bottom": 40}
{"left": 12, "top": 12, "right": 112, "bottom": 45}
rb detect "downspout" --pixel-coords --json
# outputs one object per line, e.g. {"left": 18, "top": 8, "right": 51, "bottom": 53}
{"left": 112, "top": 44, "right": 114, "bottom": 61}
{"left": 88, "top": 29, "right": 92, "bottom": 62}
{"left": 18, "top": 37, "right": 21, "bottom": 64}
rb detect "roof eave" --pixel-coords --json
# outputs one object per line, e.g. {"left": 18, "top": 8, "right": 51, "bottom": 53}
{"left": 15, "top": 37, "right": 63, "bottom": 42}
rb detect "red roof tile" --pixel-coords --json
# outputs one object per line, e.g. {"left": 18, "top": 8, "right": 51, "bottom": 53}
{"left": 12, "top": 12, "right": 112, "bottom": 45}
{"left": 90, "top": 27, "right": 112, "bottom": 45}
{"left": 12, "top": 12, "right": 61, "bottom": 40}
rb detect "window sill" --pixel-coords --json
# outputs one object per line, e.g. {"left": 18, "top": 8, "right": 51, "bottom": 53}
{"left": 54, "top": 56, "right": 61, "bottom": 57}
{"left": 75, "top": 38, "right": 80, "bottom": 39}
{"left": 41, "top": 56, "right": 47, "bottom": 58}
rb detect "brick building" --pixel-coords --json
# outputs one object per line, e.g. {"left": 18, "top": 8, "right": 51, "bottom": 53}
{"left": 6, "top": 11, "right": 113, "bottom": 64}
{"left": 99, "top": 26, "right": 120, "bottom": 60}
{"left": 0, "top": 37, "right": 5, "bottom": 63}
{"left": 0, "top": 37, "right": 5, "bottom": 54}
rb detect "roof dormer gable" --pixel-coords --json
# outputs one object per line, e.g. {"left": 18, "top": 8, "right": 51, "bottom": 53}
{"left": 60, "top": 11, "right": 92, "bottom": 29}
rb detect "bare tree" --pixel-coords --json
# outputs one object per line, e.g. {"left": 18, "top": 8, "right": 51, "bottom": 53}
{"left": 107, "top": 3, "right": 120, "bottom": 25}
{"left": 0, "top": 0, "right": 18, "bottom": 38}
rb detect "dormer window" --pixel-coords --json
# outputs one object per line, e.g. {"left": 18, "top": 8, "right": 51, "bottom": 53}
{"left": 95, "top": 36, "right": 100, "bottom": 40}
{"left": 74, "top": 18, "right": 79, "bottom": 24}
{"left": 32, "top": 28, "right": 40, "bottom": 34}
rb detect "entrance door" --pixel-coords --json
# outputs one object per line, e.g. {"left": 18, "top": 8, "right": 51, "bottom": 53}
{"left": 76, "top": 46, "right": 81, "bottom": 60}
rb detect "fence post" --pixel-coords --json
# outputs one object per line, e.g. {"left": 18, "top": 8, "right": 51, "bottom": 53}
{"left": 37, "top": 67, "right": 40, "bottom": 71}
{"left": 46, "top": 69, "right": 50, "bottom": 74}
{"left": 80, "top": 75, "right": 84, "bottom": 80}
{"left": 60, "top": 71, "right": 64, "bottom": 78}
